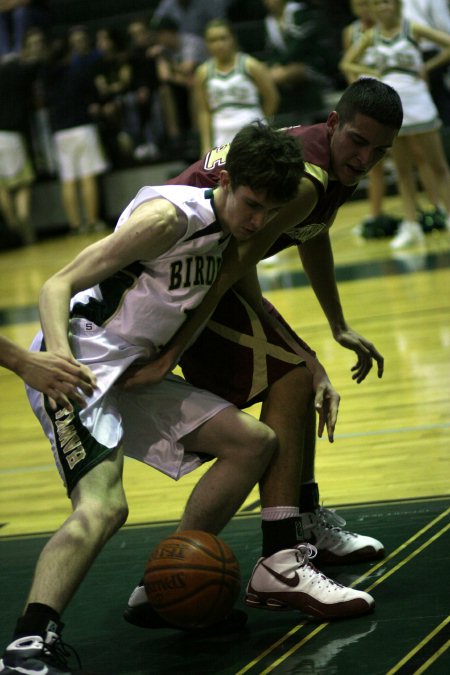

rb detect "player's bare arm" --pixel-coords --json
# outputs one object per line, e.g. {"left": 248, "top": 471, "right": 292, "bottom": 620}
{"left": 39, "top": 199, "right": 186, "bottom": 359}
{"left": 1, "top": 335, "right": 96, "bottom": 410}
{"left": 340, "top": 29, "right": 378, "bottom": 80}
{"left": 246, "top": 57, "right": 280, "bottom": 118}
{"left": 299, "top": 231, "right": 384, "bottom": 383}
{"left": 411, "top": 23, "right": 450, "bottom": 73}
{"left": 194, "top": 64, "right": 212, "bottom": 155}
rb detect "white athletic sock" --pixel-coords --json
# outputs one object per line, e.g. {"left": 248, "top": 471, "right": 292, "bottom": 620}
{"left": 261, "top": 506, "right": 300, "bottom": 521}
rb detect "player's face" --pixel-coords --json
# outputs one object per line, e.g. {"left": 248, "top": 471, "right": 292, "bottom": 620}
{"left": 328, "top": 111, "right": 397, "bottom": 186}
{"left": 219, "top": 177, "right": 286, "bottom": 241}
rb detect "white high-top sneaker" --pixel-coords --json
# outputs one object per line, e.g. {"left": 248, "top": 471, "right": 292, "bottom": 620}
{"left": 245, "top": 544, "right": 374, "bottom": 619}
{"left": 301, "top": 508, "right": 385, "bottom": 564}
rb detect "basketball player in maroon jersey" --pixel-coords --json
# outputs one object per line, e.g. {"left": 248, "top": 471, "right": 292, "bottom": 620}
{"left": 123, "top": 78, "right": 404, "bottom": 630}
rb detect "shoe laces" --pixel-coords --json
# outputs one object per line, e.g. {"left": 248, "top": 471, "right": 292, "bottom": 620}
{"left": 293, "top": 543, "right": 343, "bottom": 587}
{"left": 293, "top": 542, "right": 318, "bottom": 564}
{"left": 317, "top": 507, "right": 357, "bottom": 538}
{"left": 43, "top": 634, "right": 81, "bottom": 670}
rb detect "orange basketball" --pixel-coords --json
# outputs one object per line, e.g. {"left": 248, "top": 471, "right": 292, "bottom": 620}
{"left": 144, "top": 530, "right": 241, "bottom": 629}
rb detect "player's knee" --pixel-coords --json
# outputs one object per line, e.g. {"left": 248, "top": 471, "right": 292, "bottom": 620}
{"left": 79, "top": 494, "right": 129, "bottom": 537}
{"left": 248, "top": 422, "right": 278, "bottom": 466}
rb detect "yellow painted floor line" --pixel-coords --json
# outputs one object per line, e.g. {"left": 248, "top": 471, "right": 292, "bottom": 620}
{"left": 385, "top": 616, "right": 450, "bottom": 674}
{"left": 349, "top": 507, "right": 450, "bottom": 590}
{"left": 364, "top": 523, "right": 449, "bottom": 594}
{"left": 233, "top": 508, "right": 449, "bottom": 675}
{"left": 234, "top": 622, "right": 309, "bottom": 675}
{"left": 258, "top": 623, "right": 331, "bottom": 675}
{"left": 413, "top": 639, "right": 450, "bottom": 675}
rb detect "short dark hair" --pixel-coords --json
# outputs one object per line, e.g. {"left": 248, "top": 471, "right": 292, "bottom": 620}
{"left": 336, "top": 78, "right": 403, "bottom": 130}
{"left": 225, "top": 123, "right": 304, "bottom": 203}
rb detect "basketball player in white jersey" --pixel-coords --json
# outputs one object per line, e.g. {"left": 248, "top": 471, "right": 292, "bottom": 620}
{"left": 1, "top": 123, "right": 373, "bottom": 675}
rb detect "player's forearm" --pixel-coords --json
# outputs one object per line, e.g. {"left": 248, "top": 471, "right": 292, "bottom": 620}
{"left": 38, "top": 277, "right": 74, "bottom": 357}
{"left": 424, "top": 49, "right": 450, "bottom": 74}
{"left": 0, "top": 336, "right": 26, "bottom": 374}
{"left": 299, "top": 234, "right": 348, "bottom": 335}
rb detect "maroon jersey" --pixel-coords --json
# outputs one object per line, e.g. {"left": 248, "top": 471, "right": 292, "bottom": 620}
{"left": 168, "top": 124, "right": 356, "bottom": 256}
{"left": 171, "top": 125, "right": 356, "bottom": 406}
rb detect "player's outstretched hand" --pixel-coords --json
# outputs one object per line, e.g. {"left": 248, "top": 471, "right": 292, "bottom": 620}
{"left": 313, "top": 371, "right": 340, "bottom": 443}
{"left": 19, "top": 351, "right": 97, "bottom": 411}
{"left": 334, "top": 327, "right": 384, "bottom": 383}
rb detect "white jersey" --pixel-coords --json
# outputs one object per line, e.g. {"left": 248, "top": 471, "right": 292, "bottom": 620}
{"left": 372, "top": 20, "right": 439, "bottom": 132}
{"left": 28, "top": 184, "right": 234, "bottom": 490}
{"left": 71, "top": 184, "right": 230, "bottom": 356}
{"left": 205, "top": 53, "right": 265, "bottom": 146}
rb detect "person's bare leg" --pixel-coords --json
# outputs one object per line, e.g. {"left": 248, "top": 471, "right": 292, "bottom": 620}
{"left": 61, "top": 179, "right": 82, "bottom": 231}
{"left": 258, "top": 366, "right": 313, "bottom": 507}
{"left": 14, "top": 184, "right": 31, "bottom": 223}
{"left": 80, "top": 174, "right": 100, "bottom": 225}
{"left": 26, "top": 448, "right": 127, "bottom": 613}
{"left": 179, "top": 407, "right": 276, "bottom": 533}
{"left": 391, "top": 137, "right": 419, "bottom": 222}
{"left": 410, "top": 131, "right": 450, "bottom": 214}
{"left": 14, "top": 184, "right": 35, "bottom": 243}
{"left": 299, "top": 399, "right": 317, "bottom": 485}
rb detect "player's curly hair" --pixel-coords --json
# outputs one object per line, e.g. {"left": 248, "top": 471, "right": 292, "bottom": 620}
{"left": 336, "top": 78, "right": 403, "bottom": 130}
{"left": 225, "top": 122, "right": 304, "bottom": 203}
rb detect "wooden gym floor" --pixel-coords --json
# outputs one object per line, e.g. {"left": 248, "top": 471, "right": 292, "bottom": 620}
{"left": 0, "top": 192, "right": 449, "bottom": 673}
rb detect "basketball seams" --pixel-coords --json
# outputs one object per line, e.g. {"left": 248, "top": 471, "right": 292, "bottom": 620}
{"left": 145, "top": 530, "right": 241, "bottom": 628}
{"left": 146, "top": 562, "right": 240, "bottom": 579}
{"left": 164, "top": 532, "right": 235, "bottom": 563}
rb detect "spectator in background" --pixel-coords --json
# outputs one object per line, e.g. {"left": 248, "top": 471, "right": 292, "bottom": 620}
{"left": 341, "top": 0, "right": 450, "bottom": 249}
{"left": 152, "top": 0, "right": 229, "bottom": 37}
{"left": 68, "top": 24, "right": 100, "bottom": 69}
{"left": 91, "top": 27, "right": 133, "bottom": 167}
{"left": 42, "top": 36, "right": 108, "bottom": 234}
{"left": 342, "top": 0, "right": 400, "bottom": 240}
{"left": 0, "top": 0, "right": 50, "bottom": 58}
{"left": 151, "top": 15, "right": 208, "bottom": 158}
{"left": 403, "top": 0, "right": 450, "bottom": 126}
{"left": 23, "top": 27, "right": 57, "bottom": 178}
{"left": 0, "top": 32, "right": 38, "bottom": 246}
{"left": 194, "top": 19, "right": 279, "bottom": 155}
{"left": 125, "top": 18, "right": 162, "bottom": 161}
{"left": 261, "top": 0, "right": 332, "bottom": 126}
